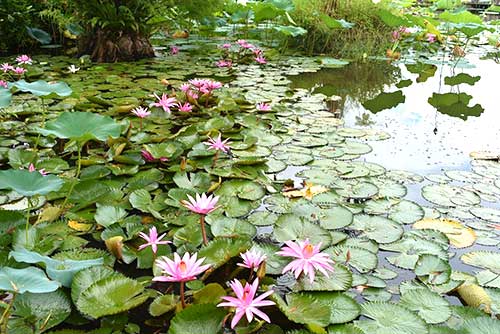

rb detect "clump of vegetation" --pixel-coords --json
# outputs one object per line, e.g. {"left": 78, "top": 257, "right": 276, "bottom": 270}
{"left": 291, "top": 0, "right": 393, "bottom": 58}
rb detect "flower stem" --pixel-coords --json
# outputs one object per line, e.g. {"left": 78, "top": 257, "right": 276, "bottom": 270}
{"left": 0, "top": 292, "right": 17, "bottom": 333}
{"left": 180, "top": 281, "right": 186, "bottom": 309}
{"left": 140, "top": 118, "right": 143, "bottom": 131}
{"left": 211, "top": 150, "right": 219, "bottom": 169}
{"left": 59, "top": 143, "right": 82, "bottom": 216}
{"left": 248, "top": 269, "right": 254, "bottom": 283}
{"left": 200, "top": 215, "right": 208, "bottom": 246}
{"left": 25, "top": 198, "right": 32, "bottom": 245}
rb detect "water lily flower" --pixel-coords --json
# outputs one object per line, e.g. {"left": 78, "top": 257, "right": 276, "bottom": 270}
{"left": 12, "top": 67, "right": 26, "bottom": 75}
{"left": 15, "top": 55, "right": 32, "bottom": 65}
{"left": 28, "top": 163, "right": 47, "bottom": 176}
{"left": 154, "top": 252, "right": 211, "bottom": 283}
{"left": 238, "top": 250, "right": 267, "bottom": 270}
{"left": 177, "top": 102, "right": 193, "bottom": 112}
{"left": 171, "top": 46, "right": 179, "bottom": 55}
{"left": 152, "top": 93, "right": 177, "bottom": 113}
{"left": 131, "top": 106, "right": 151, "bottom": 118}
{"left": 1, "top": 63, "right": 13, "bottom": 72}
{"left": 187, "top": 90, "right": 199, "bottom": 100}
{"left": 391, "top": 30, "right": 401, "bottom": 42}
{"left": 277, "top": 239, "right": 334, "bottom": 283}
{"left": 217, "top": 278, "right": 275, "bottom": 329}
{"left": 68, "top": 65, "right": 80, "bottom": 73}
{"left": 253, "top": 48, "right": 263, "bottom": 56}
{"left": 181, "top": 192, "right": 219, "bottom": 245}
{"left": 206, "top": 80, "right": 222, "bottom": 90}
{"left": 181, "top": 193, "right": 219, "bottom": 215}
{"left": 426, "top": 33, "right": 436, "bottom": 43}
{"left": 216, "top": 59, "right": 232, "bottom": 68}
{"left": 180, "top": 83, "right": 191, "bottom": 92}
{"left": 205, "top": 133, "right": 231, "bottom": 153}
{"left": 237, "top": 39, "right": 248, "bottom": 47}
{"left": 255, "top": 55, "right": 267, "bottom": 64}
{"left": 138, "top": 226, "right": 171, "bottom": 254}
{"left": 0, "top": 80, "right": 7, "bottom": 89}
{"left": 256, "top": 102, "right": 271, "bottom": 111}
{"left": 220, "top": 43, "right": 232, "bottom": 49}
{"left": 141, "top": 149, "right": 168, "bottom": 163}
{"left": 154, "top": 252, "right": 211, "bottom": 308}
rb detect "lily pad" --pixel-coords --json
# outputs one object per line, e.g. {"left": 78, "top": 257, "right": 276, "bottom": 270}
{"left": 0, "top": 169, "right": 63, "bottom": 197}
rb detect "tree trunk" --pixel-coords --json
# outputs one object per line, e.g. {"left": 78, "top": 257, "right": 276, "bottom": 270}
{"left": 79, "top": 29, "right": 155, "bottom": 63}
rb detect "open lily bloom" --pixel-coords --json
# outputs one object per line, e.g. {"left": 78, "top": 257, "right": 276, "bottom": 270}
{"left": 153, "top": 252, "right": 210, "bottom": 282}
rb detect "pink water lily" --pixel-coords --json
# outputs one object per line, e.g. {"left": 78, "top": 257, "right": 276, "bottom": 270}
{"left": 181, "top": 193, "right": 219, "bottom": 215}
{"left": 131, "top": 106, "right": 151, "bottom": 118}
{"left": 171, "top": 46, "right": 179, "bottom": 55}
{"left": 152, "top": 93, "right": 177, "bottom": 113}
{"left": 16, "top": 55, "right": 32, "bottom": 65}
{"left": 256, "top": 102, "right": 271, "bottom": 111}
{"left": 238, "top": 250, "right": 267, "bottom": 270}
{"left": 217, "top": 278, "right": 275, "bottom": 329}
{"left": 28, "top": 163, "right": 47, "bottom": 176}
{"left": 180, "top": 83, "right": 191, "bottom": 92}
{"left": 0, "top": 80, "right": 7, "bottom": 89}
{"left": 177, "top": 102, "right": 193, "bottom": 112}
{"left": 426, "top": 33, "right": 436, "bottom": 43}
{"left": 1, "top": 63, "right": 13, "bottom": 73}
{"left": 220, "top": 43, "right": 232, "bottom": 49}
{"left": 255, "top": 55, "right": 267, "bottom": 64}
{"left": 205, "top": 133, "right": 231, "bottom": 153}
{"left": 153, "top": 252, "right": 211, "bottom": 283}
{"left": 138, "top": 226, "right": 171, "bottom": 254}
{"left": 277, "top": 239, "right": 334, "bottom": 283}
{"left": 12, "top": 67, "right": 26, "bottom": 75}
{"left": 216, "top": 59, "right": 232, "bottom": 68}
{"left": 141, "top": 149, "right": 168, "bottom": 163}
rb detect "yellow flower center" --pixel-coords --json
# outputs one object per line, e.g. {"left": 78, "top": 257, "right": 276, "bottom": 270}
{"left": 179, "top": 261, "right": 187, "bottom": 273}
{"left": 304, "top": 244, "right": 314, "bottom": 258}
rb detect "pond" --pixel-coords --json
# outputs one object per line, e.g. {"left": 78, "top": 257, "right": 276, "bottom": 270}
{"left": 1, "top": 38, "right": 500, "bottom": 333}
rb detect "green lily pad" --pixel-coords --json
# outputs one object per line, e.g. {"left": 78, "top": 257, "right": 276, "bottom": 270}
{"left": 14, "top": 80, "right": 72, "bottom": 97}
{"left": 0, "top": 169, "right": 63, "bottom": 197}
{"left": 400, "top": 288, "right": 451, "bottom": 324}
{"left": 168, "top": 304, "right": 226, "bottom": 334}
{"left": 274, "top": 214, "right": 332, "bottom": 247}
{"left": 0, "top": 266, "right": 60, "bottom": 294}
{"left": 350, "top": 214, "right": 403, "bottom": 244}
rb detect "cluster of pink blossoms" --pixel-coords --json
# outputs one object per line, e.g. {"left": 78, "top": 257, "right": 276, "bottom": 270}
{"left": 216, "top": 39, "right": 267, "bottom": 68}
{"left": 1, "top": 55, "right": 32, "bottom": 79}
{"left": 391, "top": 26, "right": 412, "bottom": 42}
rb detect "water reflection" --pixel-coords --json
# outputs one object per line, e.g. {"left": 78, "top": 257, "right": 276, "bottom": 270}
{"left": 288, "top": 56, "right": 500, "bottom": 173}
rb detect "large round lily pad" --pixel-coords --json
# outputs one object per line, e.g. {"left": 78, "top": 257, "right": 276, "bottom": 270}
{"left": 0, "top": 169, "right": 63, "bottom": 197}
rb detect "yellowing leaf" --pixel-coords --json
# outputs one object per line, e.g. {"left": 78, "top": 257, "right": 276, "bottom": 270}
{"left": 283, "top": 182, "right": 328, "bottom": 200}
{"left": 68, "top": 220, "right": 93, "bottom": 232}
{"left": 457, "top": 283, "right": 492, "bottom": 314}
{"left": 37, "top": 205, "right": 61, "bottom": 223}
{"left": 413, "top": 218, "right": 476, "bottom": 248}
{"left": 469, "top": 151, "right": 499, "bottom": 160}
{"left": 105, "top": 236, "right": 124, "bottom": 260}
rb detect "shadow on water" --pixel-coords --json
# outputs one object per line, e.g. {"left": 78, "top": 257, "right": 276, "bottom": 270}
{"left": 288, "top": 56, "right": 500, "bottom": 174}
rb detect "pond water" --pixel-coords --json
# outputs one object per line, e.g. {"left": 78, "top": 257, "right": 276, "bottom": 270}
{"left": 289, "top": 54, "right": 500, "bottom": 174}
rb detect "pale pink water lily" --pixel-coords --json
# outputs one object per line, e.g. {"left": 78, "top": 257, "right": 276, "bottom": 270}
{"left": 0, "top": 80, "right": 7, "bottom": 89}
{"left": 152, "top": 93, "right": 177, "bottom": 113}
{"left": 238, "top": 250, "right": 267, "bottom": 270}
{"left": 187, "top": 90, "right": 199, "bottom": 100}
{"left": 216, "top": 59, "right": 232, "bottom": 68}
{"left": 12, "top": 67, "right": 26, "bottom": 75}
{"left": 131, "top": 106, "right": 151, "bottom": 118}
{"left": 28, "top": 163, "right": 47, "bottom": 176}
{"left": 277, "top": 239, "right": 334, "bottom": 283}
{"left": 256, "top": 102, "right": 271, "bottom": 111}
{"left": 205, "top": 133, "right": 231, "bottom": 153}
{"left": 217, "top": 278, "right": 275, "bottom": 329}
{"left": 177, "top": 102, "right": 193, "bottom": 112}
{"left": 180, "top": 83, "right": 191, "bottom": 92}
{"left": 1, "top": 63, "right": 13, "bottom": 72}
{"left": 181, "top": 193, "right": 219, "bottom": 215}
{"left": 220, "top": 43, "right": 232, "bottom": 49}
{"left": 426, "top": 33, "right": 436, "bottom": 43}
{"left": 153, "top": 252, "right": 211, "bottom": 283}
{"left": 171, "top": 46, "right": 179, "bottom": 55}
{"left": 16, "top": 55, "right": 32, "bottom": 65}
{"left": 138, "top": 226, "right": 171, "bottom": 254}
{"left": 253, "top": 48, "right": 263, "bottom": 56}
{"left": 255, "top": 55, "right": 267, "bottom": 64}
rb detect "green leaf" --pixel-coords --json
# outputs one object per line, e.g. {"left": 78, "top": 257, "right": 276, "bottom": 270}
{"left": 350, "top": 215, "right": 403, "bottom": 244}
{"left": 326, "top": 245, "right": 377, "bottom": 273}
{"left": 0, "top": 267, "right": 60, "bottom": 293}
{"left": 0, "top": 88, "right": 12, "bottom": 108}
{"left": 208, "top": 216, "right": 256, "bottom": 239}
{"left": 70, "top": 266, "right": 119, "bottom": 304}
{"left": 149, "top": 294, "right": 179, "bottom": 317}
{"left": 12, "top": 289, "right": 71, "bottom": 332}
{"left": 439, "top": 10, "right": 482, "bottom": 24}
{"left": 9, "top": 248, "right": 104, "bottom": 287}
{"left": 444, "top": 73, "right": 480, "bottom": 86}
{"left": 38, "top": 112, "right": 121, "bottom": 144}
{"left": 400, "top": 288, "right": 451, "bottom": 324}
{"left": 0, "top": 169, "right": 63, "bottom": 196}
{"left": 76, "top": 275, "right": 148, "bottom": 319}
{"left": 415, "top": 254, "right": 451, "bottom": 285}
{"left": 94, "top": 205, "right": 127, "bottom": 227}
{"left": 13, "top": 80, "right": 71, "bottom": 97}
{"left": 461, "top": 251, "right": 500, "bottom": 273}
{"left": 319, "top": 14, "right": 354, "bottom": 29}
{"left": 193, "top": 283, "right": 226, "bottom": 305}
{"left": 168, "top": 304, "right": 226, "bottom": 334}
{"left": 294, "top": 264, "right": 352, "bottom": 292}
{"left": 198, "top": 238, "right": 252, "bottom": 272}
{"left": 26, "top": 27, "right": 52, "bottom": 44}
{"left": 312, "top": 292, "right": 360, "bottom": 324}
{"left": 274, "top": 25, "right": 308, "bottom": 37}
{"left": 357, "top": 302, "right": 429, "bottom": 334}
{"left": 362, "top": 91, "right": 405, "bottom": 113}
{"left": 274, "top": 214, "right": 332, "bottom": 246}
{"left": 377, "top": 9, "right": 411, "bottom": 27}
{"left": 272, "top": 292, "right": 331, "bottom": 327}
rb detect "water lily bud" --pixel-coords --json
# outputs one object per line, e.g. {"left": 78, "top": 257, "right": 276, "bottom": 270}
{"left": 256, "top": 260, "right": 266, "bottom": 280}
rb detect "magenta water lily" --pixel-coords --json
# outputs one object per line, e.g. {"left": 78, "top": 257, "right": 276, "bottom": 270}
{"left": 138, "top": 226, "right": 171, "bottom": 254}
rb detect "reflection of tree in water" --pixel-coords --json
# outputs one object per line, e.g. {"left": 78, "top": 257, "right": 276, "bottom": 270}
{"left": 288, "top": 61, "right": 401, "bottom": 112}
